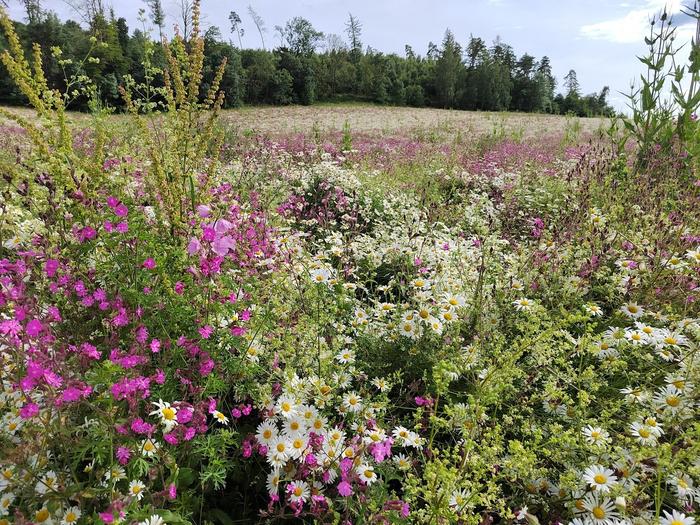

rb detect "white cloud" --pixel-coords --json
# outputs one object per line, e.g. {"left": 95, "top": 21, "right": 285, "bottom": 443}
{"left": 580, "top": 0, "right": 688, "bottom": 44}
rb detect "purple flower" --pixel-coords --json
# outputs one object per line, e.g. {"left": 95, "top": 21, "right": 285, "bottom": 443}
{"left": 142, "top": 258, "right": 156, "bottom": 270}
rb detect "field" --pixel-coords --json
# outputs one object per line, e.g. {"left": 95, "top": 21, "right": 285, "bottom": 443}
{"left": 1, "top": 15, "right": 699, "bottom": 525}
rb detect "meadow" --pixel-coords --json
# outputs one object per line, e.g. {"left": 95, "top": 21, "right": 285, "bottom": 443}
{"left": 0, "top": 4, "right": 699, "bottom": 525}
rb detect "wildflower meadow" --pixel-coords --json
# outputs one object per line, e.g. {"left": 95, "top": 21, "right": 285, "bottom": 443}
{"left": 0, "top": 2, "right": 699, "bottom": 525}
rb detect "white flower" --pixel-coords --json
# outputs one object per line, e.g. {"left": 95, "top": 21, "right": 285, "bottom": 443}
{"left": 256, "top": 420, "right": 278, "bottom": 446}
{"left": 0, "top": 492, "right": 15, "bottom": 516}
{"left": 288, "top": 480, "right": 310, "bottom": 503}
{"left": 266, "top": 469, "right": 281, "bottom": 495}
{"left": 139, "top": 515, "right": 166, "bottom": 525}
{"left": 630, "top": 422, "right": 658, "bottom": 446}
{"left": 660, "top": 510, "right": 695, "bottom": 525}
{"left": 129, "top": 479, "right": 146, "bottom": 500}
{"left": 582, "top": 493, "right": 619, "bottom": 524}
{"left": 513, "top": 298, "right": 534, "bottom": 311}
{"left": 342, "top": 392, "right": 363, "bottom": 413}
{"left": 35, "top": 470, "right": 59, "bottom": 495}
{"left": 583, "top": 465, "right": 618, "bottom": 493}
{"left": 653, "top": 385, "right": 684, "bottom": 413}
{"left": 336, "top": 349, "right": 355, "bottom": 364}
{"left": 275, "top": 395, "right": 299, "bottom": 419}
{"left": 449, "top": 488, "right": 472, "bottom": 509}
{"left": 212, "top": 410, "right": 229, "bottom": 426}
{"left": 141, "top": 438, "right": 160, "bottom": 457}
{"left": 355, "top": 464, "right": 378, "bottom": 485}
{"left": 150, "top": 399, "right": 178, "bottom": 431}
{"left": 582, "top": 425, "right": 610, "bottom": 446}
{"left": 61, "top": 506, "right": 81, "bottom": 525}
{"left": 620, "top": 303, "right": 644, "bottom": 319}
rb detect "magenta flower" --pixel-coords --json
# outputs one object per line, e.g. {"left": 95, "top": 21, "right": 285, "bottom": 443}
{"left": 25, "top": 319, "right": 43, "bottom": 338}
{"left": 116, "top": 446, "right": 131, "bottom": 465}
{"left": 142, "top": 258, "right": 156, "bottom": 270}
{"left": 19, "top": 402, "right": 39, "bottom": 419}
{"left": 337, "top": 480, "right": 353, "bottom": 497}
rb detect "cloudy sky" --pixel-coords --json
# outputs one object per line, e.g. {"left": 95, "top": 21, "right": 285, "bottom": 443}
{"left": 7, "top": 0, "right": 699, "bottom": 110}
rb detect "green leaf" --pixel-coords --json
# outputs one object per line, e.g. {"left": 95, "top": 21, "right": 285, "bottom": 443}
{"left": 209, "top": 509, "right": 236, "bottom": 525}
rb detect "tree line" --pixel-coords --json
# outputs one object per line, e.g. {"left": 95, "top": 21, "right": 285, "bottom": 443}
{"left": 0, "top": 1, "right": 615, "bottom": 116}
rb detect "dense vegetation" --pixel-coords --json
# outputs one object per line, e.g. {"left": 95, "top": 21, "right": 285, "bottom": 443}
{"left": 0, "top": 1, "right": 615, "bottom": 115}
{"left": 0, "top": 1, "right": 698, "bottom": 524}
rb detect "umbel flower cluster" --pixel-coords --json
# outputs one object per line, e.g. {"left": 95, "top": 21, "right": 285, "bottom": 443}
{"left": 0, "top": 2, "right": 699, "bottom": 524}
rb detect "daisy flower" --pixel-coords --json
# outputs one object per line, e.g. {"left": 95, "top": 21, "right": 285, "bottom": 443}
{"left": 653, "top": 385, "right": 684, "bottom": 413}
{"left": 356, "top": 464, "right": 378, "bottom": 485}
{"left": 583, "top": 465, "right": 618, "bottom": 493}
{"left": 449, "top": 488, "right": 472, "bottom": 509}
{"left": 513, "top": 298, "right": 534, "bottom": 311}
{"left": 266, "top": 470, "right": 281, "bottom": 495}
{"left": 0, "top": 493, "right": 15, "bottom": 516}
{"left": 35, "top": 470, "right": 59, "bottom": 495}
{"left": 342, "top": 392, "right": 363, "bottom": 413}
{"left": 620, "top": 303, "right": 644, "bottom": 319}
{"left": 582, "top": 425, "right": 610, "bottom": 447}
{"left": 34, "top": 507, "right": 53, "bottom": 524}
{"left": 139, "top": 516, "right": 166, "bottom": 525}
{"left": 275, "top": 395, "right": 299, "bottom": 419}
{"left": 256, "top": 420, "right": 278, "bottom": 446}
{"left": 288, "top": 480, "right": 310, "bottom": 503}
{"left": 660, "top": 510, "right": 695, "bottom": 525}
{"left": 585, "top": 303, "right": 604, "bottom": 316}
{"left": 141, "top": 438, "right": 160, "bottom": 457}
{"left": 630, "top": 422, "right": 658, "bottom": 446}
{"left": 336, "top": 349, "right": 355, "bottom": 364}
{"left": 212, "top": 410, "right": 229, "bottom": 426}
{"left": 61, "top": 506, "right": 81, "bottom": 525}
{"left": 149, "top": 399, "right": 178, "bottom": 431}
{"left": 128, "top": 479, "right": 146, "bottom": 500}
{"left": 582, "top": 493, "right": 618, "bottom": 524}
{"left": 393, "top": 453, "right": 411, "bottom": 471}
{"left": 668, "top": 473, "right": 696, "bottom": 502}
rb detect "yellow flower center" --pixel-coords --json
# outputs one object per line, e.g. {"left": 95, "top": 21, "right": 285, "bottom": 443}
{"left": 281, "top": 402, "right": 291, "bottom": 412}
{"left": 590, "top": 431, "right": 600, "bottom": 439}
{"left": 665, "top": 337, "right": 677, "bottom": 345}
{"left": 594, "top": 474, "right": 607, "bottom": 484}
{"left": 638, "top": 428, "right": 651, "bottom": 438}
{"left": 364, "top": 469, "right": 373, "bottom": 478}
{"left": 36, "top": 509, "right": 50, "bottom": 522}
{"left": 293, "top": 486, "right": 303, "bottom": 497}
{"left": 65, "top": 512, "right": 77, "bottom": 523}
{"left": 666, "top": 396, "right": 680, "bottom": 407}
{"left": 670, "top": 521, "right": 683, "bottom": 525}
{"left": 592, "top": 507, "right": 606, "bottom": 519}
{"left": 162, "top": 407, "right": 176, "bottom": 420}
{"left": 293, "top": 439, "right": 303, "bottom": 449}
{"left": 290, "top": 421, "right": 300, "bottom": 431}
{"left": 263, "top": 429, "right": 272, "bottom": 439}
{"left": 144, "top": 441, "right": 155, "bottom": 452}
{"left": 132, "top": 485, "right": 142, "bottom": 494}
{"left": 628, "top": 306, "right": 638, "bottom": 313}
{"left": 678, "top": 479, "right": 689, "bottom": 489}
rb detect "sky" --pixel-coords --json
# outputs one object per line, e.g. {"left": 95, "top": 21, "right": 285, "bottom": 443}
{"left": 6, "top": 0, "right": 699, "bottom": 111}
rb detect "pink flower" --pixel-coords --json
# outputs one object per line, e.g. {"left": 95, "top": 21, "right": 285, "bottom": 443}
{"left": 19, "top": 402, "right": 39, "bottom": 419}
{"left": 114, "top": 203, "right": 128, "bottom": 217}
{"left": 198, "top": 325, "right": 213, "bottom": 339}
{"left": 187, "top": 237, "right": 201, "bottom": 255}
{"left": 196, "top": 205, "right": 211, "bottom": 218}
{"left": 116, "top": 446, "right": 131, "bottom": 465}
{"left": 167, "top": 483, "right": 177, "bottom": 500}
{"left": 45, "top": 259, "right": 59, "bottom": 277}
{"left": 142, "top": 258, "right": 156, "bottom": 270}
{"left": 337, "top": 480, "right": 353, "bottom": 497}
{"left": 150, "top": 339, "right": 161, "bottom": 353}
{"left": 116, "top": 221, "right": 128, "bottom": 233}
{"left": 174, "top": 281, "right": 185, "bottom": 294}
{"left": 25, "top": 319, "right": 42, "bottom": 338}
